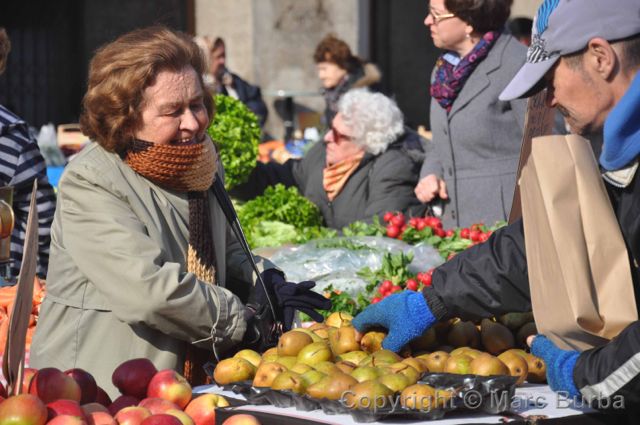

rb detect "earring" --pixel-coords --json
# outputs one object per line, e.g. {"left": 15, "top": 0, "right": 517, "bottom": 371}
{"left": 465, "top": 33, "right": 471, "bottom": 39}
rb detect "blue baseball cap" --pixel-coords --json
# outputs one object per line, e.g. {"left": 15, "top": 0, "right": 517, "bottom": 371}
{"left": 500, "top": 0, "right": 640, "bottom": 101}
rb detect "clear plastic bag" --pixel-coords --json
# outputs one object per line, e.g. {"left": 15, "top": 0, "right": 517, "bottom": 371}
{"left": 258, "top": 236, "right": 443, "bottom": 298}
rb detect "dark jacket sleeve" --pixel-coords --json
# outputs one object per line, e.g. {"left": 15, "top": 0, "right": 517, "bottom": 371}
{"left": 232, "top": 74, "right": 269, "bottom": 127}
{"left": 423, "top": 219, "right": 531, "bottom": 321}
{"left": 228, "top": 160, "right": 298, "bottom": 200}
{"left": 574, "top": 321, "right": 640, "bottom": 406}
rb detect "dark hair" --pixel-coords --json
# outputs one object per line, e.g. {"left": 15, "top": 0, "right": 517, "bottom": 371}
{"left": 0, "top": 28, "right": 11, "bottom": 75}
{"left": 80, "top": 26, "right": 214, "bottom": 154}
{"left": 444, "top": 0, "right": 513, "bottom": 34}
{"left": 212, "top": 37, "right": 225, "bottom": 52}
{"left": 313, "top": 34, "right": 361, "bottom": 73}
{"left": 508, "top": 17, "right": 533, "bottom": 39}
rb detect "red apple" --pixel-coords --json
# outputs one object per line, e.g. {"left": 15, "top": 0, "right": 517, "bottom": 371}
{"left": 138, "top": 398, "right": 180, "bottom": 415}
{"left": 47, "top": 415, "right": 88, "bottom": 425}
{"left": 47, "top": 399, "right": 86, "bottom": 420}
{"left": 146, "top": 370, "right": 192, "bottom": 409}
{"left": 165, "top": 409, "right": 195, "bottom": 425}
{"left": 81, "top": 403, "right": 109, "bottom": 416}
{"left": 65, "top": 369, "right": 98, "bottom": 405}
{"left": 20, "top": 367, "right": 38, "bottom": 395}
{"left": 85, "top": 410, "right": 116, "bottom": 425}
{"left": 183, "top": 394, "right": 229, "bottom": 425}
{"left": 107, "top": 395, "right": 139, "bottom": 416}
{"left": 221, "top": 414, "right": 261, "bottom": 425}
{"left": 112, "top": 358, "right": 157, "bottom": 399}
{"left": 140, "top": 414, "right": 182, "bottom": 425}
{"left": 95, "top": 387, "right": 112, "bottom": 407}
{"left": 0, "top": 394, "right": 48, "bottom": 425}
{"left": 114, "top": 406, "right": 152, "bottom": 425}
{"left": 29, "top": 368, "right": 81, "bottom": 403}
{"left": 0, "top": 380, "right": 7, "bottom": 398}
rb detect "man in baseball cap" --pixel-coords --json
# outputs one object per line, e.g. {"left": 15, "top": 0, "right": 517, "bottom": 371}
{"left": 353, "top": 0, "right": 640, "bottom": 411}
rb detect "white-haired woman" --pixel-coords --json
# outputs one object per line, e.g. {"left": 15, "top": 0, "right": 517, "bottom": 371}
{"left": 233, "top": 89, "right": 427, "bottom": 228}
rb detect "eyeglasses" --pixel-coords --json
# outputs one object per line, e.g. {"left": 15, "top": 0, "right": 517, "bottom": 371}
{"left": 428, "top": 8, "right": 456, "bottom": 24}
{"left": 329, "top": 126, "right": 354, "bottom": 143}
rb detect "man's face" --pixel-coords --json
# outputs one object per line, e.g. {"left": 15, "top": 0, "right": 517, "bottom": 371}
{"left": 545, "top": 57, "right": 612, "bottom": 135}
{"left": 210, "top": 46, "right": 226, "bottom": 80}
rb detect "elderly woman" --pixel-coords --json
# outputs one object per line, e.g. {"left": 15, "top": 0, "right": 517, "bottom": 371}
{"left": 30, "top": 27, "right": 328, "bottom": 396}
{"left": 314, "top": 34, "right": 381, "bottom": 126}
{"left": 234, "top": 89, "right": 427, "bottom": 228}
{"left": 415, "top": 0, "right": 527, "bottom": 228}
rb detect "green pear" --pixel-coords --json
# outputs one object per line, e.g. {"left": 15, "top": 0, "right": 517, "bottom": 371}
{"left": 469, "top": 353, "right": 509, "bottom": 376}
{"left": 253, "top": 362, "right": 287, "bottom": 387}
{"left": 306, "top": 372, "right": 358, "bottom": 400}
{"left": 277, "top": 330, "right": 313, "bottom": 356}
{"left": 443, "top": 354, "right": 473, "bottom": 374}
{"left": 233, "top": 349, "right": 262, "bottom": 368}
{"left": 213, "top": 358, "right": 256, "bottom": 385}
{"left": 378, "top": 373, "right": 411, "bottom": 392}
{"left": 344, "top": 380, "right": 394, "bottom": 410}
{"left": 336, "top": 351, "right": 369, "bottom": 365}
{"left": 480, "top": 318, "right": 515, "bottom": 355}
{"left": 297, "top": 342, "right": 333, "bottom": 365}
{"left": 350, "top": 366, "right": 382, "bottom": 383}
{"left": 328, "top": 326, "right": 360, "bottom": 355}
{"left": 271, "top": 371, "right": 306, "bottom": 394}
{"left": 300, "top": 369, "right": 326, "bottom": 387}
{"left": 325, "top": 312, "right": 353, "bottom": 328}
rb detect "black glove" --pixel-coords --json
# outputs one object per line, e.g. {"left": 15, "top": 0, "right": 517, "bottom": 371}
{"left": 251, "top": 269, "right": 332, "bottom": 331}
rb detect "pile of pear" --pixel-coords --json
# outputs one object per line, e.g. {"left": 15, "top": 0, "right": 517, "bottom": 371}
{"left": 213, "top": 312, "right": 547, "bottom": 411}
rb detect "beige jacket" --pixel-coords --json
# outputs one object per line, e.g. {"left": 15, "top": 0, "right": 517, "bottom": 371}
{"left": 30, "top": 142, "right": 274, "bottom": 397}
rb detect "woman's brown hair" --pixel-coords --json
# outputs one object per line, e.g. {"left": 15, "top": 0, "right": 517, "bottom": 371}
{"left": 80, "top": 26, "right": 214, "bottom": 154}
{"left": 313, "top": 34, "right": 361, "bottom": 73}
{"left": 445, "top": 0, "right": 513, "bottom": 34}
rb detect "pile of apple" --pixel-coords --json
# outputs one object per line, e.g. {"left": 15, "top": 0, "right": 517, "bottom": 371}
{"left": 211, "top": 312, "right": 547, "bottom": 412}
{"left": 0, "top": 359, "right": 261, "bottom": 425}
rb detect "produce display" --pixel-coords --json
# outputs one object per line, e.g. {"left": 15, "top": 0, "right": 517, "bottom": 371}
{"left": 211, "top": 312, "right": 546, "bottom": 421}
{"left": 206, "top": 94, "right": 260, "bottom": 189}
{"left": 0, "top": 276, "right": 44, "bottom": 356}
{"left": 0, "top": 360, "right": 262, "bottom": 425}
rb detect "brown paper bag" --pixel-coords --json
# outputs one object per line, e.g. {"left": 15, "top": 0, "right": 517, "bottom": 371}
{"left": 520, "top": 134, "right": 637, "bottom": 351}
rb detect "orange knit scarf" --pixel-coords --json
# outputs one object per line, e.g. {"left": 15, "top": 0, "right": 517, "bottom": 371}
{"left": 322, "top": 152, "right": 365, "bottom": 201}
{"left": 125, "top": 136, "right": 218, "bottom": 386}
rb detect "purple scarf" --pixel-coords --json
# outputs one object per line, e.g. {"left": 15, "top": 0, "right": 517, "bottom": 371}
{"left": 430, "top": 31, "right": 500, "bottom": 113}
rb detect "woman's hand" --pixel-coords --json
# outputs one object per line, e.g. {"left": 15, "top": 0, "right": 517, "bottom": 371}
{"left": 415, "top": 174, "right": 448, "bottom": 203}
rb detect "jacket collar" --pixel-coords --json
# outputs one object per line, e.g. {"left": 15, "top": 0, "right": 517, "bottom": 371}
{"left": 448, "top": 34, "right": 510, "bottom": 118}
{"left": 602, "top": 160, "right": 638, "bottom": 188}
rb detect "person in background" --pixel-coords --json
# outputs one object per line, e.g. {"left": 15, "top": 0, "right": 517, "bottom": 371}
{"left": 313, "top": 34, "right": 381, "bottom": 127}
{"left": 194, "top": 35, "right": 268, "bottom": 127}
{"left": 232, "top": 89, "right": 427, "bottom": 229}
{"left": 415, "top": 0, "right": 527, "bottom": 229}
{"left": 508, "top": 17, "right": 533, "bottom": 46}
{"left": 0, "top": 28, "right": 56, "bottom": 277}
{"left": 30, "top": 27, "right": 329, "bottom": 397}
{"left": 354, "top": 0, "right": 640, "bottom": 414}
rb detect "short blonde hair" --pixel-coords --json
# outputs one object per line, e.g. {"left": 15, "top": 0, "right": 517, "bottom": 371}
{"left": 80, "top": 26, "right": 214, "bottom": 154}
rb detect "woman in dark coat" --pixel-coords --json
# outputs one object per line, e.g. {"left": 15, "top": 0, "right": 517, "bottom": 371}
{"left": 233, "top": 89, "right": 427, "bottom": 228}
{"left": 313, "top": 34, "right": 381, "bottom": 127}
{"left": 415, "top": 0, "right": 527, "bottom": 228}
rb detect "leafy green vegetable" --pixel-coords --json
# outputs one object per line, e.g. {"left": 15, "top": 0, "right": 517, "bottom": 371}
{"left": 207, "top": 94, "right": 260, "bottom": 189}
{"left": 237, "top": 184, "right": 323, "bottom": 247}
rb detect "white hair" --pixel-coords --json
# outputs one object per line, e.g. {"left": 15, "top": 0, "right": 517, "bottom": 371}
{"left": 337, "top": 89, "right": 404, "bottom": 155}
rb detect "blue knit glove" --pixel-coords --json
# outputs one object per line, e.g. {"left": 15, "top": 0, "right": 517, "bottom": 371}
{"left": 531, "top": 335, "right": 581, "bottom": 398}
{"left": 352, "top": 291, "right": 436, "bottom": 352}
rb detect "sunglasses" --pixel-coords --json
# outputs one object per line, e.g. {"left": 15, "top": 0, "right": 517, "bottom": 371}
{"left": 329, "top": 126, "right": 354, "bottom": 143}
